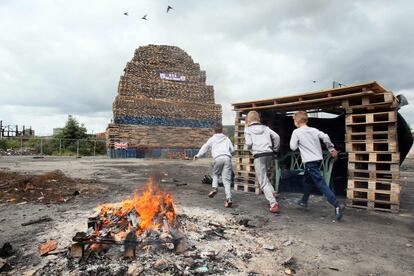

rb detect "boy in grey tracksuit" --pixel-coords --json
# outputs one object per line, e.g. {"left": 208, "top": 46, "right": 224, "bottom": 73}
{"left": 244, "top": 111, "right": 280, "bottom": 213}
{"left": 194, "top": 123, "right": 234, "bottom": 208}
{"left": 290, "top": 111, "right": 344, "bottom": 220}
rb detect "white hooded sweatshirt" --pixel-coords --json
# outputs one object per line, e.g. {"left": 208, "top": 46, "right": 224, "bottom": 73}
{"left": 244, "top": 122, "right": 280, "bottom": 157}
{"left": 196, "top": 133, "right": 234, "bottom": 159}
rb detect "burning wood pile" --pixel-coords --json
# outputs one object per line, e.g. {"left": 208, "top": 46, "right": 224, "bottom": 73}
{"left": 71, "top": 178, "right": 185, "bottom": 259}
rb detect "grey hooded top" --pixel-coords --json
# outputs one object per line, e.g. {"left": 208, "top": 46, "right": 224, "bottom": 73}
{"left": 244, "top": 122, "right": 280, "bottom": 156}
{"left": 196, "top": 133, "right": 234, "bottom": 159}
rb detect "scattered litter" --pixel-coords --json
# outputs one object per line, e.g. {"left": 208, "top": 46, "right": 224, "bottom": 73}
{"left": 328, "top": 267, "right": 340, "bottom": 271}
{"left": 193, "top": 265, "right": 208, "bottom": 273}
{"left": 238, "top": 218, "right": 254, "bottom": 228}
{"left": 284, "top": 267, "right": 295, "bottom": 275}
{"left": 175, "top": 183, "right": 187, "bottom": 187}
{"left": 263, "top": 244, "right": 276, "bottom": 251}
{"left": 0, "top": 242, "right": 13, "bottom": 257}
{"left": 39, "top": 240, "right": 58, "bottom": 256}
{"left": 21, "top": 216, "right": 52, "bottom": 226}
{"left": 0, "top": 258, "right": 6, "bottom": 270}
{"left": 406, "top": 243, "right": 412, "bottom": 247}
{"left": 283, "top": 238, "right": 293, "bottom": 247}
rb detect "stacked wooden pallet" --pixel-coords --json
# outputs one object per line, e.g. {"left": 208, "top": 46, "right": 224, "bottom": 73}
{"left": 233, "top": 112, "right": 263, "bottom": 194}
{"left": 107, "top": 45, "right": 222, "bottom": 150}
{"left": 344, "top": 95, "right": 400, "bottom": 212}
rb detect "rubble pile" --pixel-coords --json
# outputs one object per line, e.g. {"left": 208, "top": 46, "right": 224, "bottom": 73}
{"left": 0, "top": 170, "right": 104, "bottom": 204}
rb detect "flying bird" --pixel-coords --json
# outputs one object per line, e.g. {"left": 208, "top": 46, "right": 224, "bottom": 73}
{"left": 167, "top": 6, "right": 173, "bottom": 13}
{"left": 124, "top": 12, "right": 128, "bottom": 16}
{"left": 142, "top": 14, "right": 148, "bottom": 20}
{"left": 312, "top": 80, "right": 316, "bottom": 83}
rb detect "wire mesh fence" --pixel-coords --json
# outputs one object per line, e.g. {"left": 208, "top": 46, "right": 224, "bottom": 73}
{"left": 0, "top": 137, "right": 107, "bottom": 157}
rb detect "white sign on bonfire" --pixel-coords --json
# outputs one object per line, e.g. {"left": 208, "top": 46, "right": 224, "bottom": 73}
{"left": 160, "top": 72, "right": 186, "bottom": 82}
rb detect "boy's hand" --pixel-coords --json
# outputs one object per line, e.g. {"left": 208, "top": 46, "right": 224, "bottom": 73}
{"left": 193, "top": 156, "right": 198, "bottom": 161}
{"left": 330, "top": 149, "right": 338, "bottom": 158}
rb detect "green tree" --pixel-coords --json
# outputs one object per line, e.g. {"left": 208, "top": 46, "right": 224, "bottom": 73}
{"left": 54, "top": 116, "right": 88, "bottom": 154}
{"left": 56, "top": 115, "right": 88, "bottom": 140}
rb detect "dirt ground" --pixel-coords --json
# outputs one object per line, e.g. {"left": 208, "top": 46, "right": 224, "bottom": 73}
{"left": 0, "top": 156, "right": 413, "bottom": 275}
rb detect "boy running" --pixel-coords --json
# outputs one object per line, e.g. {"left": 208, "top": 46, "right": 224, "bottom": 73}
{"left": 244, "top": 111, "right": 280, "bottom": 213}
{"left": 194, "top": 123, "right": 234, "bottom": 208}
{"left": 290, "top": 111, "right": 344, "bottom": 220}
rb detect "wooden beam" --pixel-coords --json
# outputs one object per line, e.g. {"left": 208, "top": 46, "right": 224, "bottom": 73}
{"left": 234, "top": 91, "right": 376, "bottom": 111}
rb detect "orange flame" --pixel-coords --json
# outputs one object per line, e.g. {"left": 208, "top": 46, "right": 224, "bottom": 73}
{"left": 95, "top": 177, "right": 176, "bottom": 234}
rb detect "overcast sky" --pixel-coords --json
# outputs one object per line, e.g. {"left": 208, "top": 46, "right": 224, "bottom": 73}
{"left": 1, "top": 0, "right": 413, "bottom": 135}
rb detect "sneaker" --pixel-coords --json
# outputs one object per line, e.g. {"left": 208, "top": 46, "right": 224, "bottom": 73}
{"left": 208, "top": 189, "right": 218, "bottom": 198}
{"left": 269, "top": 203, "right": 280, "bottom": 213}
{"left": 224, "top": 199, "right": 232, "bottom": 208}
{"left": 296, "top": 199, "right": 308, "bottom": 208}
{"left": 335, "top": 205, "right": 344, "bottom": 221}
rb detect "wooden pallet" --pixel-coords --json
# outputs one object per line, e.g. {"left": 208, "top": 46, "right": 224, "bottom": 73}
{"left": 348, "top": 162, "right": 399, "bottom": 172}
{"left": 346, "top": 123, "right": 397, "bottom": 136}
{"left": 345, "top": 140, "right": 398, "bottom": 152}
{"left": 347, "top": 188, "right": 400, "bottom": 204}
{"left": 346, "top": 199, "right": 399, "bottom": 213}
{"left": 348, "top": 152, "right": 400, "bottom": 163}
{"left": 234, "top": 183, "right": 261, "bottom": 194}
{"left": 342, "top": 93, "right": 396, "bottom": 111}
{"left": 236, "top": 163, "right": 255, "bottom": 172}
{"left": 348, "top": 169, "right": 400, "bottom": 181}
{"left": 347, "top": 178, "right": 399, "bottom": 192}
{"left": 346, "top": 128, "right": 397, "bottom": 142}
{"left": 345, "top": 111, "right": 397, "bottom": 125}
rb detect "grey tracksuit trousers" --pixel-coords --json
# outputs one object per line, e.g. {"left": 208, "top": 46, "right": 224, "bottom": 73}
{"left": 254, "top": 155, "right": 277, "bottom": 207}
{"left": 212, "top": 156, "right": 232, "bottom": 200}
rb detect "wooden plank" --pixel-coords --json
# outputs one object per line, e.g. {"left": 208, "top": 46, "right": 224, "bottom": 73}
{"left": 234, "top": 91, "right": 375, "bottom": 111}
{"left": 232, "top": 81, "right": 386, "bottom": 109}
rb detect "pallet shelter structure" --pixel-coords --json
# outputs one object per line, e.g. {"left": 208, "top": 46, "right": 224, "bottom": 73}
{"left": 232, "top": 82, "right": 412, "bottom": 212}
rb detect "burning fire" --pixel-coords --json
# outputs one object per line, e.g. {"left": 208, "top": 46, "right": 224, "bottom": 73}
{"left": 85, "top": 177, "right": 177, "bottom": 250}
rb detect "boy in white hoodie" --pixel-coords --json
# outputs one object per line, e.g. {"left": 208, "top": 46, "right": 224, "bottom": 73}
{"left": 194, "top": 123, "right": 235, "bottom": 208}
{"left": 244, "top": 111, "right": 281, "bottom": 213}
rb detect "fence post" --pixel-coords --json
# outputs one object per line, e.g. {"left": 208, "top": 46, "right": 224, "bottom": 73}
{"left": 93, "top": 140, "right": 96, "bottom": 157}
{"left": 76, "top": 140, "right": 79, "bottom": 157}
{"left": 40, "top": 138, "right": 43, "bottom": 155}
{"left": 59, "top": 139, "right": 62, "bottom": 156}
{"left": 20, "top": 136, "right": 23, "bottom": 156}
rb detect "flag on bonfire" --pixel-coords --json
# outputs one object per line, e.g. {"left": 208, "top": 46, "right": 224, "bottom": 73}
{"left": 114, "top": 142, "right": 128, "bottom": 149}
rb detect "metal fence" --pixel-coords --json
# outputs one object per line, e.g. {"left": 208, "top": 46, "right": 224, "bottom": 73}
{"left": 0, "top": 137, "right": 107, "bottom": 157}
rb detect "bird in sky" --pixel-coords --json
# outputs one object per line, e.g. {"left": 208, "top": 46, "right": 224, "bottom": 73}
{"left": 167, "top": 6, "right": 173, "bottom": 13}
{"left": 312, "top": 80, "right": 317, "bottom": 83}
{"left": 142, "top": 14, "right": 148, "bottom": 20}
{"left": 124, "top": 12, "right": 128, "bottom": 16}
